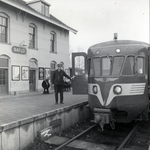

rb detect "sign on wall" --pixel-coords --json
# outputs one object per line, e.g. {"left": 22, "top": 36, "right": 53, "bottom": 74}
{"left": 39, "top": 67, "right": 44, "bottom": 80}
{"left": 12, "top": 65, "right": 20, "bottom": 81}
{"left": 12, "top": 46, "right": 27, "bottom": 55}
{"left": 21, "top": 66, "right": 29, "bottom": 80}
{"left": 45, "top": 68, "right": 50, "bottom": 79}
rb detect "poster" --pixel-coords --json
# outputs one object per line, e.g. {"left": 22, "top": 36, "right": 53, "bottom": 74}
{"left": 12, "top": 65, "right": 20, "bottom": 81}
{"left": 21, "top": 66, "right": 29, "bottom": 80}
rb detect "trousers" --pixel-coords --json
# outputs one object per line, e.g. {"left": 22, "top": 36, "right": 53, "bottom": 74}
{"left": 54, "top": 85, "right": 64, "bottom": 103}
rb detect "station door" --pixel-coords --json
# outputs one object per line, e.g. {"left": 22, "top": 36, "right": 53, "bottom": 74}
{"left": 0, "top": 69, "right": 8, "bottom": 95}
{"left": 29, "top": 70, "right": 36, "bottom": 92}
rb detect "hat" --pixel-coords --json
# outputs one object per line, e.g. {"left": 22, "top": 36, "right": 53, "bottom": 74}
{"left": 57, "top": 63, "right": 62, "bottom": 67}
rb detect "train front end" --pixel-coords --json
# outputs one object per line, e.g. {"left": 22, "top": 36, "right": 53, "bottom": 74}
{"left": 72, "top": 40, "right": 149, "bottom": 130}
{"left": 87, "top": 40, "right": 149, "bottom": 130}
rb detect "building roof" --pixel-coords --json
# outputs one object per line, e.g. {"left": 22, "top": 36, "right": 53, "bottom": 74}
{"left": 26, "top": 0, "right": 50, "bottom": 6}
{"left": 0, "top": 0, "right": 78, "bottom": 34}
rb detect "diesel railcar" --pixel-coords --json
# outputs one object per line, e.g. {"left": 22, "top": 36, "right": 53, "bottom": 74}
{"left": 72, "top": 37, "right": 150, "bottom": 130}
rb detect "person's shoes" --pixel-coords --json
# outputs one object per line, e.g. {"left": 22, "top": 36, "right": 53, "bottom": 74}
{"left": 55, "top": 102, "right": 58, "bottom": 104}
{"left": 60, "top": 102, "right": 64, "bottom": 104}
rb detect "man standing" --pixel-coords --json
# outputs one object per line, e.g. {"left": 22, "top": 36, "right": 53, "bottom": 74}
{"left": 52, "top": 63, "right": 72, "bottom": 104}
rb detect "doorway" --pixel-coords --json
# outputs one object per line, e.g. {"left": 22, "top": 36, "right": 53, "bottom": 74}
{"left": 0, "top": 69, "right": 8, "bottom": 95}
{"left": 29, "top": 70, "right": 36, "bottom": 92}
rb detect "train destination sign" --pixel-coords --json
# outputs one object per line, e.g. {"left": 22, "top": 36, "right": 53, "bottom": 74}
{"left": 12, "top": 46, "right": 27, "bottom": 55}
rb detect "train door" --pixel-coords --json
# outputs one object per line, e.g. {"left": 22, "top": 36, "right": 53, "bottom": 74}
{"left": 72, "top": 52, "right": 88, "bottom": 94}
{"left": 29, "top": 70, "right": 36, "bottom": 92}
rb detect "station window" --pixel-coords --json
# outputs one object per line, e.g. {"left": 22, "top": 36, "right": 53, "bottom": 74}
{"left": 50, "top": 31, "right": 56, "bottom": 53}
{"left": 41, "top": 2, "right": 49, "bottom": 16}
{"left": 29, "top": 24, "right": 37, "bottom": 49}
{"left": 0, "top": 58, "right": 8, "bottom": 67}
{"left": 0, "top": 13, "right": 9, "bottom": 43}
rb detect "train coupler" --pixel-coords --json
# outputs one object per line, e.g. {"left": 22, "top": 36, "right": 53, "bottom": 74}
{"left": 93, "top": 108, "right": 114, "bottom": 131}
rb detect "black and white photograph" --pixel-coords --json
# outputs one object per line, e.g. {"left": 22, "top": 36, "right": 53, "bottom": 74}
{"left": 0, "top": 0, "right": 150, "bottom": 150}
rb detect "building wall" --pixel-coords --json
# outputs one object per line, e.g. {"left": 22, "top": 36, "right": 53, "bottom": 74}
{"left": 0, "top": 2, "right": 70, "bottom": 95}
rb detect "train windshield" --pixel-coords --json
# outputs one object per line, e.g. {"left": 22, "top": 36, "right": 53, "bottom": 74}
{"left": 93, "top": 56, "right": 124, "bottom": 76}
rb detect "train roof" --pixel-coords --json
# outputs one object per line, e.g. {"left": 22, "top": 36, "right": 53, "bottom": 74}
{"left": 88, "top": 40, "right": 150, "bottom": 50}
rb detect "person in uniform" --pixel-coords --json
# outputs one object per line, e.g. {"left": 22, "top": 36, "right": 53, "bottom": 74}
{"left": 52, "top": 63, "right": 73, "bottom": 104}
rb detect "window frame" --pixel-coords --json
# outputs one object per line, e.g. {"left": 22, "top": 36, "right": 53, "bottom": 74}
{"left": 41, "top": 2, "right": 49, "bottom": 16}
{"left": 0, "top": 13, "right": 9, "bottom": 43}
{"left": 92, "top": 55, "right": 125, "bottom": 77}
{"left": 101, "top": 56, "right": 112, "bottom": 76}
{"left": 122, "top": 55, "right": 135, "bottom": 76}
{"left": 88, "top": 58, "right": 93, "bottom": 76}
{"left": 29, "top": 24, "right": 37, "bottom": 49}
{"left": 50, "top": 31, "right": 56, "bottom": 53}
{"left": 111, "top": 56, "right": 125, "bottom": 76}
{"left": 136, "top": 56, "right": 145, "bottom": 75}
{"left": 93, "top": 57, "right": 101, "bottom": 76}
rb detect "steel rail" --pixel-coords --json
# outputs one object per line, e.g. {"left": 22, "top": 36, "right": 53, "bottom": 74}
{"left": 117, "top": 122, "right": 140, "bottom": 150}
{"left": 54, "top": 124, "right": 97, "bottom": 150}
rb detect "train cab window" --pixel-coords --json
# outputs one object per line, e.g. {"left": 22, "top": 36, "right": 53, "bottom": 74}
{"left": 122, "top": 56, "right": 134, "bottom": 75}
{"left": 112, "top": 56, "right": 124, "bottom": 75}
{"left": 136, "top": 57, "right": 144, "bottom": 74}
{"left": 74, "top": 56, "right": 85, "bottom": 75}
{"left": 102, "top": 57, "right": 111, "bottom": 76}
{"left": 93, "top": 58, "right": 100, "bottom": 76}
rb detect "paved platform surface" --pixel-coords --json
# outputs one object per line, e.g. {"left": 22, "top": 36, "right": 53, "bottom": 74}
{"left": 0, "top": 91, "right": 88, "bottom": 126}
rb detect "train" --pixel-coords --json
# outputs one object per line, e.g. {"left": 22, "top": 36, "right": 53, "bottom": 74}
{"left": 72, "top": 34, "right": 150, "bottom": 130}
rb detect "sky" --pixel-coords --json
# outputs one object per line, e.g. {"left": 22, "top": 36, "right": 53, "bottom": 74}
{"left": 25, "top": 0, "right": 149, "bottom": 52}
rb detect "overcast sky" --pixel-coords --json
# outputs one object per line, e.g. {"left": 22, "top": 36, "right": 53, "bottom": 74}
{"left": 25, "top": 0, "right": 149, "bottom": 52}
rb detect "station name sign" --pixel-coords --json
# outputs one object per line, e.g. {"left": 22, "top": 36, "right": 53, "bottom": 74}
{"left": 12, "top": 46, "right": 27, "bottom": 55}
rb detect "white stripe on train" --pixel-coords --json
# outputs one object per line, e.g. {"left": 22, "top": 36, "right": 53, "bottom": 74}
{"left": 88, "top": 83, "right": 146, "bottom": 106}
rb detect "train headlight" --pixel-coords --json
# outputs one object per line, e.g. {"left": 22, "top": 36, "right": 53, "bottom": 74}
{"left": 113, "top": 85, "right": 122, "bottom": 95}
{"left": 116, "top": 49, "right": 121, "bottom": 53}
{"left": 93, "top": 85, "right": 98, "bottom": 94}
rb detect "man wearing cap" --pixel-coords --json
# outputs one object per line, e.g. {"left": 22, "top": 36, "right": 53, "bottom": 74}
{"left": 52, "top": 63, "right": 73, "bottom": 104}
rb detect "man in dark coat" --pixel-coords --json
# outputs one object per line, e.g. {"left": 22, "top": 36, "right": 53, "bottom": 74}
{"left": 42, "top": 79, "right": 50, "bottom": 94}
{"left": 52, "top": 63, "right": 72, "bottom": 104}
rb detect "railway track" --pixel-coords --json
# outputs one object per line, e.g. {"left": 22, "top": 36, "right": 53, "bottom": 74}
{"left": 24, "top": 119, "right": 150, "bottom": 150}
{"left": 44, "top": 120, "right": 144, "bottom": 150}
{"left": 117, "top": 122, "right": 140, "bottom": 150}
{"left": 54, "top": 124, "right": 98, "bottom": 150}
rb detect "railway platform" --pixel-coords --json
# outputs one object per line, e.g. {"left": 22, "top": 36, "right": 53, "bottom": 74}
{"left": 0, "top": 91, "right": 89, "bottom": 150}
{"left": 0, "top": 91, "right": 88, "bottom": 126}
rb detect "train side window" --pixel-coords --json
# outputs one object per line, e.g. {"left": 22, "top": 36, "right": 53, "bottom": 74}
{"left": 74, "top": 56, "right": 85, "bottom": 75}
{"left": 122, "top": 56, "right": 134, "bottom": 75}
{"left": 93, "top": 58, "right": 100, "bottom": 76}
{"left": 136, "top": 57, "right": 144, "bottom": 74}
{"left": 88, "top": 59, "right": 93, "bottom": 76}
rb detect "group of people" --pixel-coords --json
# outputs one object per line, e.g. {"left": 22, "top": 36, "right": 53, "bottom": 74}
{"left": 42, "top": 63, "right": 74, "bottom": 104}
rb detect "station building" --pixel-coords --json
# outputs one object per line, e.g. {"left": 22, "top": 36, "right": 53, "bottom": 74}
{"left": 0, "top": 0, "right": 77, "bottom": 95}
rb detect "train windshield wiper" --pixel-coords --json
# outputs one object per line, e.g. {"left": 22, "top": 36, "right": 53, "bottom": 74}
{"left": 106, "top": 54, "right": 112, "bottom": 63}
